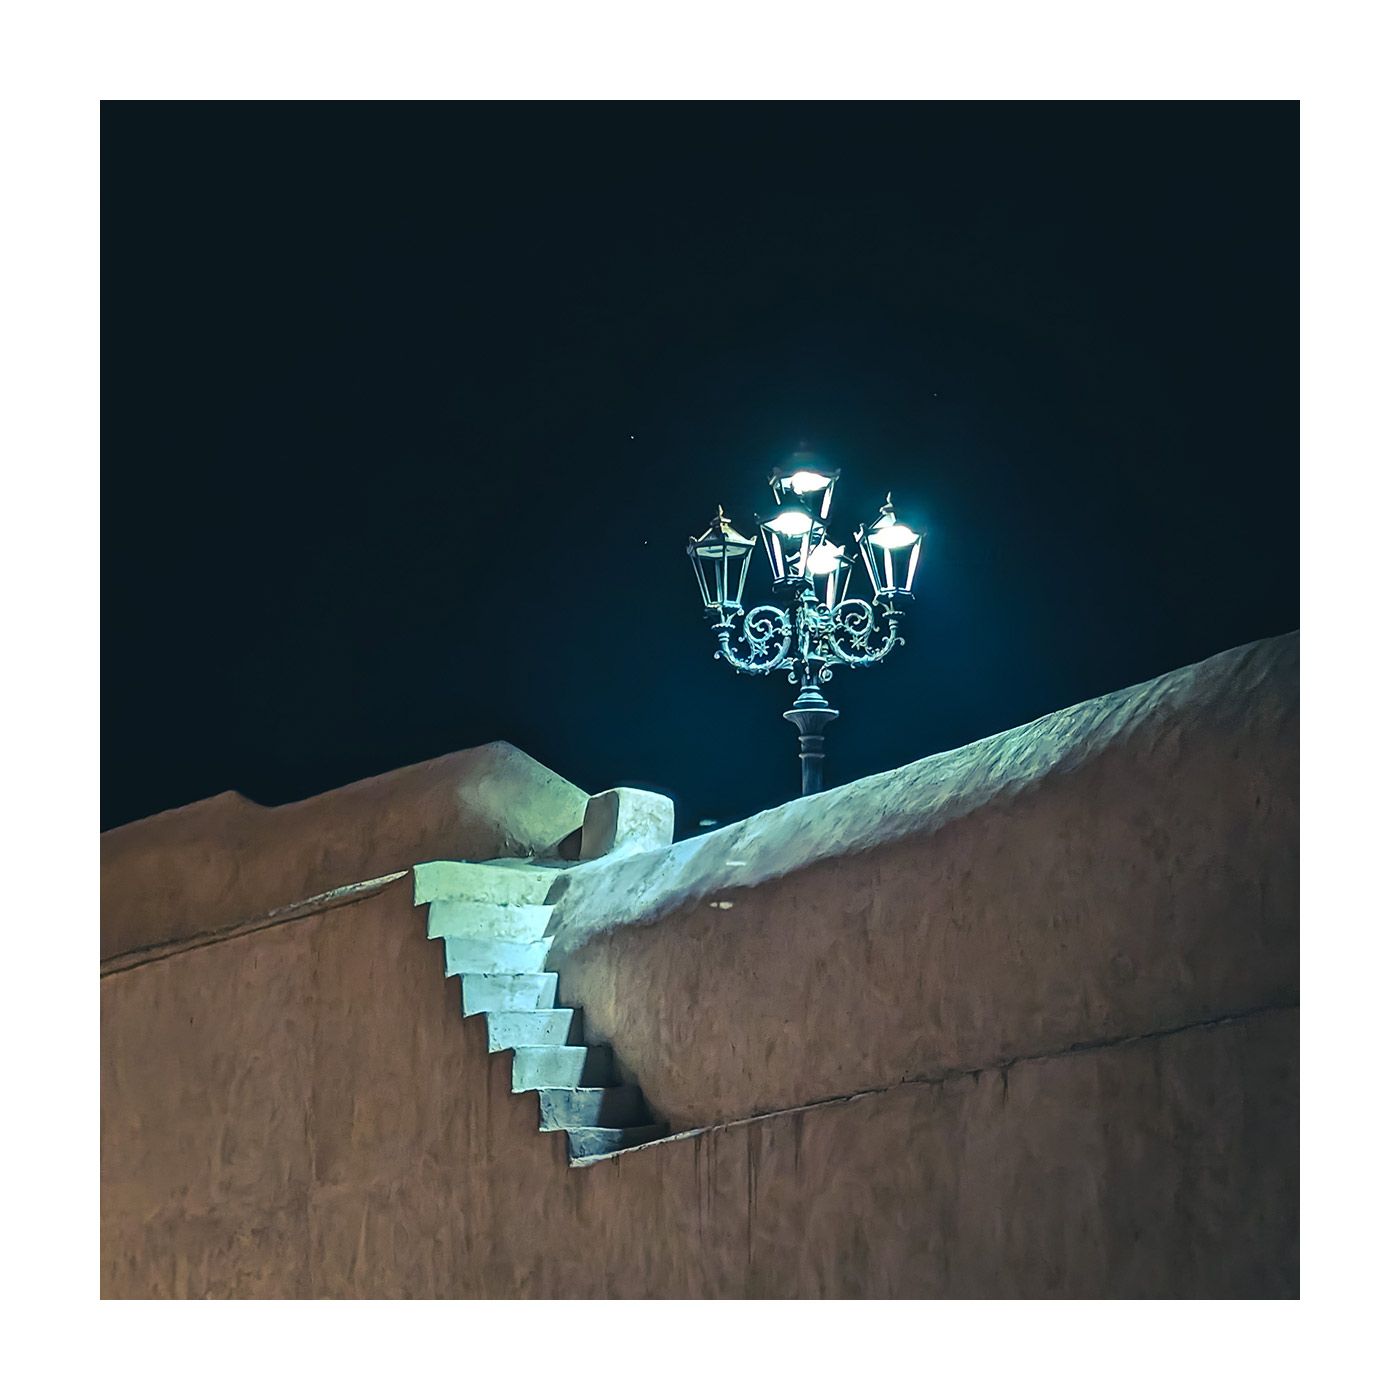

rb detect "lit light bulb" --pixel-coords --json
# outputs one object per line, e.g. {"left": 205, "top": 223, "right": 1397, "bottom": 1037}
{"left": 806, "top": 541, "right": 843, "bottom": 575}
{"left": 869, "top": 522, "right": 918, "bottom": 549}
{"left": 785, "top": 470, "right": 831, "bottom": 495}
{"left": 766, "top": 509, "right": 813, "bottom": 537}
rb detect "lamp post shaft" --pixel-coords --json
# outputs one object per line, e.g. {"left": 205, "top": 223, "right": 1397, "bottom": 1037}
{"left": 783, "top": 678, "right": 839, "bottom": 796}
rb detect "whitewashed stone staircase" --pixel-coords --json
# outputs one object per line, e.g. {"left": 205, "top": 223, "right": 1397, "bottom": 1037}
{"left": 414, "top": 857, "right": 668, "bottom": 1162}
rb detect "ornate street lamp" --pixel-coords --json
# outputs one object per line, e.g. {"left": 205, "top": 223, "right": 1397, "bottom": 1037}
{"left": 687, "top": 451, "right": 923, "bottom": 797}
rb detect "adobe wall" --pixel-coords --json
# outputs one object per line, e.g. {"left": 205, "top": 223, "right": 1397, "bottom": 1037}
{"left": 100, "top": 877, "right": 1297, "bottom": 1298}
{"left": 544, "top": 633, "right": 1299, "bottom": 1130}
{"left": 100, "top": 635, "right": 1298, "bottom": 1296}
{"left": 100, "top": 741, "right": 587, "bottom": 961}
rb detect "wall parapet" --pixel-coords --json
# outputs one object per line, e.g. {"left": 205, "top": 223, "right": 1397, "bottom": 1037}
{"left": 100, "top": 741, "right": 587, "bottom": 961}
{"left": 541, "top": 633, "right": 1299, "bottom": 1131}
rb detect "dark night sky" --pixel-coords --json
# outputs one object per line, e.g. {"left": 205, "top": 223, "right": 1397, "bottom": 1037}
{"left": 101, "top": 101, "right": 1298, "bottom": 835}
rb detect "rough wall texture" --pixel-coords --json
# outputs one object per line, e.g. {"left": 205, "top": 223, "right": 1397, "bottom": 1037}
{"left": 101, "top": 879, "right": 1297, "bottom": 1298}
{"left": 99, "top": 634, "right": 1299, "bottom": 1297}
{"left": 545, "top": 633, "right": 1299, "bottom": 1130}
{"left": 100, "top": 741, "right": 587, "bottom": 961}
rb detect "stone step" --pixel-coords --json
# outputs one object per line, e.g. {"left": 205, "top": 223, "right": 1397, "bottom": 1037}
{"left": 443, "top": 936, "right": 550, "bottom": 975}
{"left": 460, "top": 972, "right": 558, "bottom": 1013}
{"left": 413, "top": 860, "right": 562, "bottom": 908}
{"left": 512, "top": 1044, "right": 614, "bottom": 1090}
{"left": 561, "top": 1124, "right": 669, "bottom": 1160}
{"left": 483, "top": 1008, "right": 575, "bottom": 1051}
{"left": 534, "top": 1085, "right": 647, "bottom": 1130}
{"left": 428, "top": 902, "right": 555, "bottom": 943}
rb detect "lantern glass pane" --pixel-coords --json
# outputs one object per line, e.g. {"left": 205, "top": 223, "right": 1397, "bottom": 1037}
{"left": 711, "top": 543, "right": 751, "bottom": 610}
{"left": 904, "top": 537, "right": 922, "bottom": 593}
{"left": 816, "top": 557, "right": 852, "bottom": 608}
{"left": 689, "top": 546, "right": 714, "bottom": 608}
{"left": 765, "top": 530, "right": 782, "bottom": 580}
{"left": 762, "top": 513, "right": 815, "bottom": 582}
{"left": 735, "top": 546, "right": 752, "bottom": 606}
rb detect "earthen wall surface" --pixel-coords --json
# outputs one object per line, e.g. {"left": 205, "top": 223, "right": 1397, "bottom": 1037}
{"left": 100, "top": 636, "right": 1299, "bottom": 1297}
{"left": 101, "top": 741, "right": 587, "bottom": 961}
{"left": 101, "top": 878, "right": 1297, "bottom": 1298}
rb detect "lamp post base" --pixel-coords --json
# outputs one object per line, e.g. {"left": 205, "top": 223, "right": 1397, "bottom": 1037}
{"left": 783, "top": 680, "right": 839, "bottom": 796}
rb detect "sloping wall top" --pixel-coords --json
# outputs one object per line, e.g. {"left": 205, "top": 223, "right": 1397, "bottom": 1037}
{"left": 100, "top": 741, "right": 587, "bottom": 960}
{"left": 542, "top": 632, "right": 1298, "bottom": 1129}
{"left": 547, "top": 632, "right": 1299, "bottom": 954}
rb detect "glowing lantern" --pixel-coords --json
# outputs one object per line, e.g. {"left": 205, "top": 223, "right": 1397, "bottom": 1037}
{"left": 805, "top": 539, "right": 853, "bottom": 608}
{"left": 760, "top": 503, "right": 817, "bottom": 584}
{"left": 769, "top": 448, "right": 839, "bottom": 522}
{"left": 855, "top": 494, "right": 922, "bottom": 598}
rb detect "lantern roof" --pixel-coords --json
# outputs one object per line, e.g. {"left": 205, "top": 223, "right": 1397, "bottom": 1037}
{"left": 858, "top": 494, "right": 920, "bottom": 547}
{"left": 689, "top": 506, "right": 755, "bottom": 559}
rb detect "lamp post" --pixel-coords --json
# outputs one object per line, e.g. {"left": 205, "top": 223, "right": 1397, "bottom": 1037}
{"left": 687, "top": 451, "right": 923, "bottom": 797}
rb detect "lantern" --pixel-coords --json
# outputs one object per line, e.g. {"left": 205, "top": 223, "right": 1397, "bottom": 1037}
{"left": 687, "top": 507, "right": 756, "bottom": 613}
{"left": 855, "top": 494, "right": 922, "bottom": 598}
{"left": 760, "top": 502, "right": 817, "bottom": 585}
{"left": 806, "top": 539, "right": 854, "bottom": 609}
{"left": 769, "top": 448, "right": 839, "bottom": 523}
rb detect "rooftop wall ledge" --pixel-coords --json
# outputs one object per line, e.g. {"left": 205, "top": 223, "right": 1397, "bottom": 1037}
{"left": 542, "top": 630, "right": 1300, "bottom": 964}
{"left": 100, "top": 739, "right": 588, "bottom": 961}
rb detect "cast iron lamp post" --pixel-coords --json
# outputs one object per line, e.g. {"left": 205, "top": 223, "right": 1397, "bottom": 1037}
{"left": 687, "top": 450, "right": 923, "bottom": 796}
